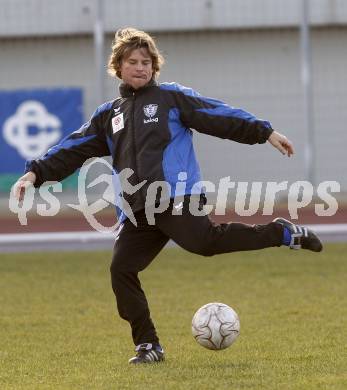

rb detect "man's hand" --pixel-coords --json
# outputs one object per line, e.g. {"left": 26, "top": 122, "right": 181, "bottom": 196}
{"left": 268, "top": 131, "right": 294, "bottom": 157}
{"left": 13, "top": 171, "right": 37, "bottom": 202}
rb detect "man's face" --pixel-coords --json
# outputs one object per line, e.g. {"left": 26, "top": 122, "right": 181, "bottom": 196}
{"left": 120, "top": 48, "right": 153, "bottom": 89}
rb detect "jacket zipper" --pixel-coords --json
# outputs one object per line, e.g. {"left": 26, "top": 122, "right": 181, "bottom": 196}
{"left": 131, "top": 92, "right": 145, "bottom": 203}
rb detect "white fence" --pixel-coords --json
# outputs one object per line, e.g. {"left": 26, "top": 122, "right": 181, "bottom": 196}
{"left": 0, "top": 224, "right": 346, "bottom": 253}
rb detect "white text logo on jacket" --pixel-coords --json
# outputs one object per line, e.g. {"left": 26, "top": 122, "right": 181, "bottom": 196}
{"left": 143, "top": 104, "right": 159, "bottom": 124}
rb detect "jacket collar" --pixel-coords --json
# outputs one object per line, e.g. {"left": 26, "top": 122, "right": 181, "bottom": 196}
{"left": 119, "top": 78, "right": 158, "bottom": 97}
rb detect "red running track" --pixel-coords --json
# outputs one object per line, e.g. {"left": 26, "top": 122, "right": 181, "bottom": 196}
{"left": 1, "top": 207, "right": 346, "bottom": 234}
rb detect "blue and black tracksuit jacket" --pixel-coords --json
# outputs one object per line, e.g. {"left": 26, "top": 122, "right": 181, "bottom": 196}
{"left": 25, "top": 79, "right": 274, "bottom": 223}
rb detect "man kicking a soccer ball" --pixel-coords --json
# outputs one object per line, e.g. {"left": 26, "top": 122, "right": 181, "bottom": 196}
{"left": 14, "top": 28, "right": 322, "bottom": 365}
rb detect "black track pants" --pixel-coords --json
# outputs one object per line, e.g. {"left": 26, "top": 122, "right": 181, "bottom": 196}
{"left": 110, "top": 202, "right": 283, "bottom": 345}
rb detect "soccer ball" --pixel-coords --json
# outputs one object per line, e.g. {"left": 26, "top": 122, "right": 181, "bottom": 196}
{"left": 192, "top": 302, "right": 240, "bottom": 350}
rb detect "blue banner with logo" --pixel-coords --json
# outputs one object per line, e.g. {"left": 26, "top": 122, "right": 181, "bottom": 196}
{"left": 0, "top": 88, "right": 83, "bottom": 191}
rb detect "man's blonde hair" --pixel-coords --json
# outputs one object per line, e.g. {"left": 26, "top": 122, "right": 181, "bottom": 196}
{"left": 107, "top": 27, "right": 164, "bottom": 80}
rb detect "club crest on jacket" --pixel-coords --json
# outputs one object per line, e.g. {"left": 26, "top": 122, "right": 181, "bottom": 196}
{"left": 143, "top": 104, "right": 158, "bottom": 117}
{"left": 143, "top": 104, "right": 159, "bottom": 123}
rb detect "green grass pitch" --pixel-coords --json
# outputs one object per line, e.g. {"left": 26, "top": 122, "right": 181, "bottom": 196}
{"left": 1, "top": 244, "right": 346, "bottom": 389}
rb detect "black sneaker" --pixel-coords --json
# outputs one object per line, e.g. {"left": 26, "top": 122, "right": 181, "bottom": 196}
{"left": 273, "top": 217, "right": 323, "bottom": 252}
{"left": 128, "top": 343, "right": 165, "bottom": 365}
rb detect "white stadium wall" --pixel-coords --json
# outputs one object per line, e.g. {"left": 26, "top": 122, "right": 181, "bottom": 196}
{"left": 2, "top": 0, "right": 347, "bottom": 36}
{"left": 0, "top": 0, "right": 346, "bottom": 194}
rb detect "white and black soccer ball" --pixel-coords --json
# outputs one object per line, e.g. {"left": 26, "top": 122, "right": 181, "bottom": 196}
{"left": 192, "top": 302, "right": 240, "bottom": 350}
